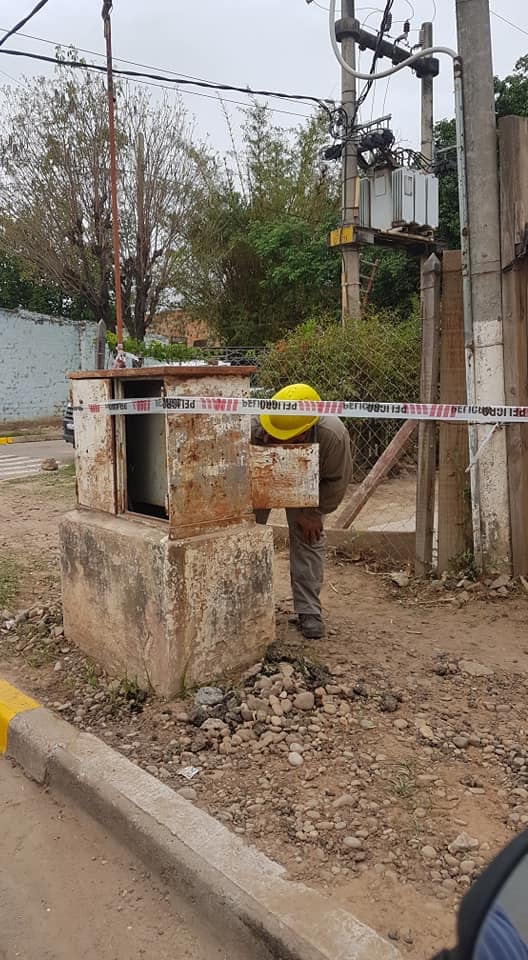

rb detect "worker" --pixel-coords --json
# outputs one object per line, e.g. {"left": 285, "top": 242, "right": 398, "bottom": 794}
{"left": 252, "top": 384, "right": 353, "bottom": 640}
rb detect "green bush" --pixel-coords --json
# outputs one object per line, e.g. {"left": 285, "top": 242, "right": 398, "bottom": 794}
{"left": 106, "top": 332, "right": 199, "bottom": 363}
{"left": 258, "top": 314, "right": 421, "bottom": 475}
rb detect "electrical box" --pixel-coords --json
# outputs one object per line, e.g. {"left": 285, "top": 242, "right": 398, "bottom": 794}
{"left": 426, "top": 174, "right": 439, "bottom": 229}
{"left": 392, "top": 168, "right": 415, "bottom": 225}
{"left": 359, "top": 177, "right": 371, "bottom": 228}
{"left": 64, "top": 365, "right": 320, "bottom": 699}
{"left": 359, "top": 166, "right": 439, "bottom": 232}
{"left": 370, "top": 168, "right": 393, "bottom": 231}
{"left": 413, "top": 171, "right": 428, "bottom": 226}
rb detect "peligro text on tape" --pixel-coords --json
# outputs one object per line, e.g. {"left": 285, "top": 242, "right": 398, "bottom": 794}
{"left": 71, "top": 396, "right": 528, "bottom": 425}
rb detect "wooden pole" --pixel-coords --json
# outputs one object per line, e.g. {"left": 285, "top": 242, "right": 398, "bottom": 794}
{"left": 499, "top": 116, "right": 528, "bottom": 575}
{"left": 415, "top": 253, "right": 441, "bottom": 577}
{"left": 102, "top": 1, "right": 125, "bottom": 365}
{"left": 437, "top": 251, "right": 472, "bottom": 572}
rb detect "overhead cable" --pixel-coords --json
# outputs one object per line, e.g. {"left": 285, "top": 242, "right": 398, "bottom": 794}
{"left": 0, "top": 0, "right": 51, "bottom": 48}
{"left": 0, "top": 46, "right": 335, "bottom": 116}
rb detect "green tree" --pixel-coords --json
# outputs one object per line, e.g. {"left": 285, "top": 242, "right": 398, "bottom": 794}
{"left": 434, "top": 118, "right": 460, "bottom": 248}
{"left": 176, "top": 104, "right": 342, "bottom": 345}
{"left": 0, "top": 55, "right": 204, "bottom": 338}
{"left": 361, "top": 249, "right": 420, "bottom": 318}
{"left": 0, "top": 250, "right": 91, "bottom": 319}
{"left": 435, "top": 56, "right": 528, "bottom": 248}
{"left": 495, "top": 55, "right": 528, "bottom": 118}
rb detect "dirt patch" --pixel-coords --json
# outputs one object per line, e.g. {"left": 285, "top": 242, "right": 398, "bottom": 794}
{"left": 0, "top": 418, "right": 62, "bottom": 439}
{"left": 1, "top": 474, "right": 528, "bottom": 958}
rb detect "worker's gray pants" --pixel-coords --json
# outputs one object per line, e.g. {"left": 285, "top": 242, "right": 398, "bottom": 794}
{"left": 255, "top": 509, "right": 325, "bottom": 616}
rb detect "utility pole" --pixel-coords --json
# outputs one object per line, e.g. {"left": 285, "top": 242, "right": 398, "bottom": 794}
{"left": 455, "top": 0, "right": 511, "bottom": 570}
{"left": 420, "top": 22, "right": 434, "bottom": 163}
{"left": 419, "top": 21, "right": 434, "bottom": 312}
{"left": 102, "top": 0, "right": 125, "bottom": 366}
{"left": 339, "top": 0, "right": 361, "bottom": 323}
{"left": 136, "top": 131, "right": 146, "bottom": 336}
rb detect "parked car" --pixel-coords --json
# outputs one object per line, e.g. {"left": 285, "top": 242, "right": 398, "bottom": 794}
{"left": 63, "top": 403, "right": 75, "bottom": 446}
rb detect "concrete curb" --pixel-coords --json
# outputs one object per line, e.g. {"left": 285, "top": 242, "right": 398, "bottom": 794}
{"left": 0, "top": 434, "right": 63, "bottom": 443}
{"left": 1, "top": 679, "right": 399, "bottom": 960}
{"left": 11, "top": 434, "right": 63, "bottom": 443}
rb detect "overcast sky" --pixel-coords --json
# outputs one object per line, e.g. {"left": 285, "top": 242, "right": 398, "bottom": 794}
{"left": 0, "top": 0, "right": 527, "bottom": 158}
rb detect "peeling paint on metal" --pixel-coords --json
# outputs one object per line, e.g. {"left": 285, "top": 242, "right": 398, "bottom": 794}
{"left": 165, "top": 375, "right": 253, "bottom": 537}
{"left": 250, "top": 444, "right": 319, "bottom": 510}
{"left": 72, "top": 379, "right": 116, "bottom": 514}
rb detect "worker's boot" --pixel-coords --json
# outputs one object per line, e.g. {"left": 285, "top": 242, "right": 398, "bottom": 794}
{"left": 298, "top": 614, "right": 326, "bottom": 639}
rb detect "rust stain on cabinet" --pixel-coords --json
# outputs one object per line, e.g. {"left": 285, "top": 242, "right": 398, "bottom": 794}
{"left": 164, "top": 376, "right": 253, "bottom": 536}
{"left": 250, "top": 444, "right": 319, "bottom": 509}
{"left": 72, "top": 379, "right": 116, "bottom": 514}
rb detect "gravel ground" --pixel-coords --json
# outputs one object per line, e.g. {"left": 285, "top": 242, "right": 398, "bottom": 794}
{"left": 2, "top": 471, "right": 528, "bottom": 957}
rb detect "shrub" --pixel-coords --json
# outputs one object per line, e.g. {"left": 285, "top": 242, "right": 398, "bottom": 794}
{"left": 257, "top": 314, "right": 421, "bottom": 476}
{"left": 106, "top": 332, "right": 199, "bottom": 363}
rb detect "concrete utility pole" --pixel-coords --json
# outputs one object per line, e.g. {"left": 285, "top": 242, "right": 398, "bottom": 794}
{"left": 420, "top": 22, "right": 434, "bottom": 163}
{"left": 340, "top": 0, "right": 361, "bottom": 323}
{"left": 455, "top": 0, "right": 511, "bottom": 571}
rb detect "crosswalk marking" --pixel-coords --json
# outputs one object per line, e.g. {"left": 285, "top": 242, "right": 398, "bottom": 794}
{"left": 0, "top": 455, "right": 44, "bottom": 482}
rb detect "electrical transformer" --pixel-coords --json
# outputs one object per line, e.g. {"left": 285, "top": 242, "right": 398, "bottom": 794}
{"left": 358, "top": 167, "right": 439, "bottom": 231}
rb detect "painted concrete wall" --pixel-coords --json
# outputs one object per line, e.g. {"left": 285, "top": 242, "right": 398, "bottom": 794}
{"left": 0, "top": 308, "right": 97, "bottom": 423}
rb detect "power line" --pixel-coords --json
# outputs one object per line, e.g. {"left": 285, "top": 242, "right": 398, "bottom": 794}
{"left": 352, "top": 0, "right": 395, "bottom": 127}
{"left": 0, "top": 28, "right": 313, "bottom": 119}
{"left": 122, "top": 76, "right": 313, "bottom": 119}
{"left": 0, "top": 46, "right": 334, "bottom": 115}
{"left": 0, "top": 0, "right": 50, "bottom": 48}
{"left": 0, "top": 26, "right": 259, "bottom": 92}
{"left": 490, "top": 9, "right": 528, "bottom": 39}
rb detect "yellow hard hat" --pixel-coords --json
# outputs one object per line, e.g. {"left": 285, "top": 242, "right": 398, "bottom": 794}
{"left": 259, "top": 383, "right": 321, "bottom": 441}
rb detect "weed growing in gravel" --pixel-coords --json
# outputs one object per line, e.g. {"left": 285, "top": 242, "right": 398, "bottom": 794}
{"left": 0, "top": 555, "right": 21, "bottom": 607}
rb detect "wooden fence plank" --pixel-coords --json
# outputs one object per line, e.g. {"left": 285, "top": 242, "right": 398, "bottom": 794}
{"left": 437, "top": 251, "right": 472, "bottom": 572}
{"left": 499, "top": 116, "right": 528, "bottom": 575}
{"left": 415, "top": 254, "right": 441, "bottom": 577}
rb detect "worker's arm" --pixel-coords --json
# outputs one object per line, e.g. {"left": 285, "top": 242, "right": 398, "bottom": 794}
{"left": 318, "top": 426, "right": 353, "bottom": 515}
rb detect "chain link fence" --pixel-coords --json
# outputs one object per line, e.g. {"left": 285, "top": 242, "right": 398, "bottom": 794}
{"left": 198, "top": 324, "right": 421, "bottom": 561}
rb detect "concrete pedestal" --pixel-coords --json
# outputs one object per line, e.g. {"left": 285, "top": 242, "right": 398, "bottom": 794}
{"left": 60, "top": 510, "right": 275, "bottom": 697}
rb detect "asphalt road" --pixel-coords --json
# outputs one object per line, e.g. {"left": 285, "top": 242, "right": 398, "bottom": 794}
{"left": 0, "top": 759, "right": 230, "bottom": 960}
{"left": 0, "top": 440, "right": 74, "bottom": 482}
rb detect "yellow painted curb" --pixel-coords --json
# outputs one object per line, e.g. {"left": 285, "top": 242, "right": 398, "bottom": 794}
{"left": 0, "top": 679, "right": 40, "bottom": 753}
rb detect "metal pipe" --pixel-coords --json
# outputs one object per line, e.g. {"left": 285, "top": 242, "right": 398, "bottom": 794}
{"left": 453, "top": 58, "right": 482, "bottom": 568}
{"left": 102, "top": 0, "right": 125, "bottom": 365}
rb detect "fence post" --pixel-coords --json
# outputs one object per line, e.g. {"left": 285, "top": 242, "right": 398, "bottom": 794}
{"left": 499, "top": 116, "right": 528, "bottom": 575}
{"left": 95, "top": 319, "right": 107, "bottom": 370}
{"left": 437, "top": 251, "right": 472, "bottom": 572}
{"left": 415, "top": 253, "right": 441, "bottom": 577}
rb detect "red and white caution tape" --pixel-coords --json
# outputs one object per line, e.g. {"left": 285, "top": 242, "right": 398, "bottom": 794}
{"left": 73, "top": 395, "right": 528, "bottom": 425}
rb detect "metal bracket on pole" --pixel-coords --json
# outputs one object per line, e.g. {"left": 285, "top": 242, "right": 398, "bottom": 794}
{"left": 335, "top": 18, "right": 440, "bottom": 78}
